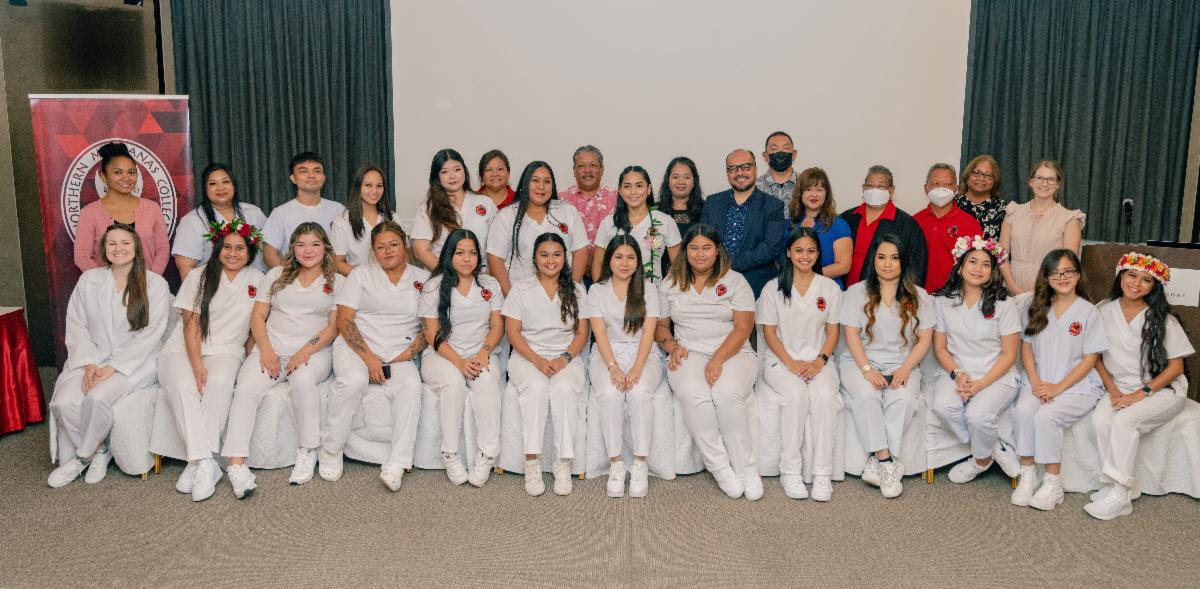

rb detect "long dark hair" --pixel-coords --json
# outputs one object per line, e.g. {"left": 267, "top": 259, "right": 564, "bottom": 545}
{"left": 1108, "top": 270, "right": 1180, "bottom": 377}
{"left": 100, "top": 223, "right": 150, "bottom": 331}
{"left": 667, "top": 223, "right": 731, "bottom": 291}
{"left": 194, "top": 231, "right": 258, "bottom": 339}
{"left": 860, "top": 233, "right": 922, "bottom": 344}
{"left": 432, "top": 229, "right": 482, "bottom": 351}
{"left": 1024, "top": 249, "right": 1087, "bottom": 336}
{"left": 532, "top": 232, "right": 578, "bottom": 328}
{"left": 347, "top": 164, "right": 394, "bottom": 240}
{"left": 659, "top": 156, "right": 704, "bottom": 221}
{"left": 777, "top": 227, "right": 822, "bottom": 302}
{"left": 509, "top": 161, "right": 561, "bottom": 261}
{"left": 614, "top": 165, "right": 655, "bottom": 234}
{"left": 934, "top": 246, "right": 1007, "bottom": 319}
{"left": 597, "top": 234, "right": 647, "bottom": 334}
{"left": 197, "top": 163, "right": 249, "bottom": 225}
{"left": 425, "top": 149, "right": 472, "bottom": 244}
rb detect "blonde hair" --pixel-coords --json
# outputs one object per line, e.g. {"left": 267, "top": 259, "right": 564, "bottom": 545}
{"left": 271, "top": 222, "right": 337, "bottom": 296}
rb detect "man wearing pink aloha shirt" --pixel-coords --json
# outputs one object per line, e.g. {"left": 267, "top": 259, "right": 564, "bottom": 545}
{"left": 559, "top": 145, "right": 617, "bottom": 275}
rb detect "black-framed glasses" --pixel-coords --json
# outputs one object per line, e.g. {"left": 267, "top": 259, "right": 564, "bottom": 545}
{"left": 725, "top": 163, "right": 754, "bottom": 173}
{"left": 970, "top": 170, "right": 995, "bottom": 180}
{"left": 1048, "top": 269, "right": 1079, "bottom": 279}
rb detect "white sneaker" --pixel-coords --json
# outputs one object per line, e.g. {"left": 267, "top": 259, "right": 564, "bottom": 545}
{"left": 712, "top": 467, "right": 744, "bottom": 499}
{"left": 48, "top": 458, "right": 87, "bottom": 488}
{"left": 1090, "top": 482, "right": 1141, "bottom": 502}
{"left": 880, "top": 461, "right": 904, "bottom": 498}
{"left": 606, "top": 461, "right": 626, "bottom": 498}
{"left": 948, "top": 458, "right": 990, "bottom": 483}
{"left": 991, "top": 441, "right": 1021, "bottom": 477}
{"left": 442, "top": 452, "right": 469, "bottom": 486}
{"left": 862, "top": 456, "right": 882, "bottom": 487}
{"left": 629, "top": 460, "right": 649, "bottom": 498}
{"left": 318, "top": 449, "right": 343, "bottom": 482}
{"left": 1028, "top": 475, "right": 1064, "bottom": 511}
{"left": 380, "top": 463, "right": 404, "bottom": 492}
{"left": 288, "top": 447, "right": 317, "bottom": 485}
{"left": 1085, "top": 485, "right": 1133, "bottom": 520}
{"left": 781, "top": 474, "right": 808, "bottom": 500}
{"left": 810, "top": 475, "right": 833, "bottom": 502}
{"left": 553, "top": 458, "right": 573, "bottom": 496}
{"left": 191, "top": 459, "right": 221, "bottom": 502}
{"left": 1011, "top": 465, "right": 1039, "bottom": 507}
{"left": 524, "top": 459, "right": 545, "bottom": 496}
{"left": 742, "top": 469, "right": 764, "bottom": 501}
{"left": 83, "top": 448, "right": 111, "bottom": 484}
{"left": 226, "top": 464, "right": 257, "bottom": 499}
{"left": 176, "top": 462, "right": 198, "bottom": 494}
{"left": 468, "top": 453, "right": 494, "bottom": 488}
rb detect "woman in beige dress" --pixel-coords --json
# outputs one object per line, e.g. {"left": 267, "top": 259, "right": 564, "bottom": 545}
{"left": 999, "top": 160, "right": 1084, "bottom": 294}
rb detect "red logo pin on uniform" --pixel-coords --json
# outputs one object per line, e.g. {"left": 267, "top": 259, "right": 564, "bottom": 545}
{"left": 1068, "top": 321, "right": 1082, "bottom": 336}
{"left": 816, "top": 296, "right": 827, "bottom": 311}
{"left": 323, "top": 283, "right": 333, "bottom": 295}
{"left": 413, "top": 280, "right": 424, "bottom": 291}
{"left": 248, "top": 285, "right": 257, "bottom": 298}
{"left": 475, "top": 205, "right": 487, "bottom": 216}
{"left": 558, "top": 222, "right": 569, "bottom": 234}
{"left": 715, "top": 284, "right": 727, "bottom": 297}
{"left": 481, "top": 288, "right": 493, "bottom": 301}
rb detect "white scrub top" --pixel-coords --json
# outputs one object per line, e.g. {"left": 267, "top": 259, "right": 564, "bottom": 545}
{"left": 486, "top": 200, "right": 588, "bottom": 285}
{"left": 411, "top": 192, "right": 497, "bottom": 268}
{"left": 165, "top": 265, "right": 266, "bottom": 358}
{"left": 838, "top": 281, "right": 935, "bottom": 373}
{"left": 1021, "top": 297, "right": 1107, "bottom": 397}
{"left": 257, "top": 265, "right": 340, "bottom": 357}
{"left": 934, "top": 295, "right": 1022, "bottom": 386}
{"left": 757, "top": 274, "right": 842, "bottom": 364}
{"left": 64, "top": 267, "right": 171, "bottom": 390}
{"left": 591, "top": 210, "right": 682, "bottom": 281}
{"left": 330, "top": 209, "right": 402, "bottom": 269}
{"left": 1096, "top": 299, "right": 1193, "bottom": 394}
{"left": 658, "top": 270, "right": 756, "bottom": 356}
{"left": 334, "top": 263, "right": 428, "bottom": 361}
{"left": 582, "top": 279, "right": 661, "bottom": 345}
{"left": 171, "top": 205, "right": 269, "bottom": 273}
{"left": 501, "top": 277, "right": 586, "bottom": 358}
{"left": 262, "top": 198, "right": 347, "bottom": 252}
{"left": 418, "top": 273, "right": 505, "bottom": 358}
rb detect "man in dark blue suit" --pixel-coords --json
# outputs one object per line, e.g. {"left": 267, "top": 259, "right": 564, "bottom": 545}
{"left": 700, "top": 149, "right": 786, "bottom": 297}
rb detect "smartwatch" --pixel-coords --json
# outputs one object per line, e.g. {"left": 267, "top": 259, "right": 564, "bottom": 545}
{"left": 561, "top": 352, "right": 573, "bottom": 363}
{"left": 950, "top": 369, "right": 961, "bottom": 381}
{"left": 1140, "top": 385, "right": 1153, "bottom": 396}
{"left": 817, "top": 353, "right": 829, "bottom": 364}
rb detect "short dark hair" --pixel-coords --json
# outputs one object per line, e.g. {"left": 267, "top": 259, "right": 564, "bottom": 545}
{"left": 764, "top": 131, "right": 793, "bottom": 150}
{"left": 289, "top": 151, "right": 324, "bottom": 173}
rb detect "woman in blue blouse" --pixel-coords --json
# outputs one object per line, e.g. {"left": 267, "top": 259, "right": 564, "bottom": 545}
{"left": 787, "top": 167, "right": 852, "bottom": 288}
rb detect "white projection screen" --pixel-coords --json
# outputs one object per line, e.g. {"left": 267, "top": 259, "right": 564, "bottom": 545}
{"left": 389, "top": 0, "right": 971, "bottom": 223}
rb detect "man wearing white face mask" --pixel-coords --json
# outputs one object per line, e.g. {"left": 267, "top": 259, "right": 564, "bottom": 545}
{"left": 838, "top": 165, "right": 927, "bottom": 286}
{"left": 914, "top": 163, "right": 982, "bottom": 292}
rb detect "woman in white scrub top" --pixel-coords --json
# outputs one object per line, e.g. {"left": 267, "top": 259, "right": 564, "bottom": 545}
{"left": 221, "top": 222, "right": 341, "bottom": 497}
{"left": 487, "top": 161, "right": 588, "bottom": 294}
{"left": 331, "top": 165, "right": 400, "bottom": 276}
{"left": 1087, "top": 254, "right": 1193, "bottom": 520}
{"left": 412, "top": 149, "right": 498, "bottom": 273}
{"left": 157, "top": 222, "right": 265, "bottom": 501}
{"left": 589, "top": 165, "right": 681, "bottom": 283}
{"left": 503, "top": 233, "right": 589, "bottom": 497}
{"left": 420, "top": 229, "right": 506, "bottom": 488}
{"left": 928, "top": 236, "right": 1022, "bottom": 488}
{"left": 586, "top": 234, "right": 662, "bottom": 498}
{"left": 48, "top": 224, "right": 170, "bottom": 488}
{"left": 758, "top": 227, "right": 842, "bottom": 502}
{"left": 172, "top": 163, "right": 268, "bottom": 279}
{"left": 655, "top": 224, "right": 761, "bottom": 501}
{"left": 321, "top": 221, "right": 429, "bottom": 490}
{"left": 839, "top": 234, "right": 933, "bottom": 499}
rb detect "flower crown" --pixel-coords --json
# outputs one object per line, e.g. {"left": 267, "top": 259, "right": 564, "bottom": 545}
{"left": 203, "top": 217, "right": 263, "bottom": 248}
{"left": 951, "top": 234, "right": 1008, "bottom": 265}
{"left": 1117, "top": 252, "right": 1170, "bottom": 284}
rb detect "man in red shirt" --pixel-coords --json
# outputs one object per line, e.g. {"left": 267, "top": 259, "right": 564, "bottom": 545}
{"left": 914, "top": 163, "right": 982, "bottom": 292}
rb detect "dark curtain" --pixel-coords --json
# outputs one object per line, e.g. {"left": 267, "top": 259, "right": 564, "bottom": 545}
{"left": 171, "top": 0, "right": 392, "bottom": 213}
{"left": 961, "top": 0, "right": 1200, "bottom": 242}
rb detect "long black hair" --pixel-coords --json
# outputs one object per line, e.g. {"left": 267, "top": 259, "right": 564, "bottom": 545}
{"left": 193, "top": 231, "right": 258, "bottom": 339}
{"left": 346, "top": 164, "right": 394, "bottom": 240}
{"left": 597, "top": 234, "right": 647, "bottom": 334}
{"left": 532, "top": 232, "right": 578, "bottom": 328}
{"left": 613, "top": 165, "right": 655, "bottom": 234}
{"left": 432, "top": 228, "right": 483, "bottom": 350}
{"left": 934, "top": 244, "right": 1008, "bottom": 319}
{"left": 196, "top": 163, "right": 249, "bottom": 225}
{"left": 859, "top": 233, "right": 922, "bottom": 344}
{"left": 508, "top": 161, "right": 560, "bottom": 261}
{"left": 1108, "top": 270, "right": 1180, "bottom": 378}
{"left": 777, "top": 227, "right": 823, "bottom": 302}
{"left": 1024, "top": 249, "right": 1086, "bottom": 337}
{"left": 425, "top": 149, "right": 472, "bottom": 244}
{"left": 659, "top": 156, "right": 704, "bottom": 221}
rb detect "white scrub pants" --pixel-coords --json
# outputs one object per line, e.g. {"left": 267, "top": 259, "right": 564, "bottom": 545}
{"left": 1013, "top": 387, "right": 1098, "bottom": 464}
{"left": 221, "top": 348, "right": 333, "bottom": 458}
{"left": 931, "top": 374, "right": 1016, "bottom": 460}
{"left": 508, "top": 354, "right": 586, "bottom": 458}
{"left": 1091, "top": 389, "right": 1186, "bottom": 487}
{"left": 158, "top": 352, "right": 241, "bottom": 462}
{"left": 764, "top": 359, "right": 841, "bottom": 477}
{"left": 49, "top": 367, "right": 131, "bottom": 463}
{"left": 841, "top": 362, "right": 921, "bottom": 457}
{"left": 589, "top": 341, "right": 661, "bottom": 458}
{"left": 667, "top": 350, "right": 757, "bottom": 476}
{"left": 323, "top": 346, "right": 421, "bottom": 468}
{"left": 420, "top": 351, "right": 503, "bottom": 459}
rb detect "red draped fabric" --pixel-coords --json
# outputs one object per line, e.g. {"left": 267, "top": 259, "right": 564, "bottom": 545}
{"left": 0, "top": 308, "right": 44, "bottom": 435}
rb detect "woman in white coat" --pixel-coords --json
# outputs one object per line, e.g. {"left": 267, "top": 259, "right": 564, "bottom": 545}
{"left": 655, "top": 223, "right": 761, "bottom": 501}
{"left": 158, "top": 220, "right": 265, "bottom": 501}
{"left": 503, "top": 232, "right": 589, "bottom": 497}
{"left": 411, "top": 149, "right": 497, "bottom": 272}
{"left": 48, "top": 223, "right": 170, "bottom": 487}
{"left": 321, "top": 221, "right": 429, "bottom": 489}
{"left": 586, "top": 234, "right": 662, "bottom": 498}
{"left": 758, "top": 227, "right": 842, "bottom": 501}
{"left": 221, "top": 222, "right": 340, "bottom": 497}
{"left": 420, "top": 228, "right": 506, "bottom": 488}
{"left": 331, "top": 164, "right": 400, "bottom": 276}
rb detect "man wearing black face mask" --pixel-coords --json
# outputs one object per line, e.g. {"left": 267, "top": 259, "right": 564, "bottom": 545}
{"left": 756, "top": 131, "right": 799, "bottom": 207}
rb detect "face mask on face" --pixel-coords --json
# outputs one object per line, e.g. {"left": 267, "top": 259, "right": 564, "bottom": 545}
{"left": 927, "top": 187, "right": 955, "bottom": 207}
{"left": 863, "top": 188, "right": 890, "bottom": 207}
{"left": 767, "top": 152, "right": 793, "bottom": 173}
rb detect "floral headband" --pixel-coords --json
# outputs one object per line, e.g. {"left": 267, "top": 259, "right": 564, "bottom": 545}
{"left": 951, "top": 234, "right": 1008, "bottom": 265}
{"left": 1117, "top": 252, "right": 1170, "bottom": 285}
{"left": 203, "top": 217, "right": 263, "bottom": 248}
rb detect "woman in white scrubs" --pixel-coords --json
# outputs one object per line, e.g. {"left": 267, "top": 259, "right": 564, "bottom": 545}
{"left": 420, "top": 228, "right": 506, "bottom": 488}
{"left": 586, "top": 234, "right": 662, "bottom": 498}
{"left": 48, "top": 224, "right": 170, "bottom": 487}
{"left": 411, "top": 149, "right": 497, "bottom": 272}
{"left": 655, "top": 223, "right": 761, "bottom": 500}
{"left": 839, "top": 234, "right": 933, "bottom": 499}
{"left": 221, "top": 222, "right": 340, "bottom": 497}
{"left": 331, "top": 165, "right": 399, "bottom": 276}
{"left": 1086, "top": 253, "right": 1193, "bottom": 520}
{"left": 758, "top": 227, "right": 842, "bottom": 501}
{"left": 589, "top": 165, "right": 681, "bottom": 283}
{"left": 173, "top": 164, "right": 268, "bottom": 279}
{"left": 503, "top": 233, "right": 589, "bottom": 496}
{"left": 321, "top": 221, "right": 429, "bottom": 489}
{"left": 157, "top": 220, "right": 265, "bottom": 501}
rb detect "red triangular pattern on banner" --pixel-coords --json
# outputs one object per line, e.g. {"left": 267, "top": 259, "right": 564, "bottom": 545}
{"left": 66, "top": 101, "right": 99, "bottom": 133}
{"left": 138, "top": 113, "right": 163, "bottom": 134}
{"left": 54, "top": 134, "right": 91, "bottom": 158}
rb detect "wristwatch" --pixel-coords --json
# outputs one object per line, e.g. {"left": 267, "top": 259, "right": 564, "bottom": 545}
{"left": 818, "top": 353, "right": 829, "bottom": 364}
{"left": 561, "top": 352, "right": 573, "bottom": 362}
{"left": 606, "top": 359, "right": 618, "bottom": 368}
{"left": 1140, "top": 385, "right": 1153, "bottom": 396}
{"left": 861, "top": 363, "right": 872, "bottom": 373}
{"left": 950, "top": 369, "right": 961, "bottom": 381}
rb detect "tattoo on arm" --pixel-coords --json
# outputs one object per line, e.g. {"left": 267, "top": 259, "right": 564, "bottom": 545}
{"left": 341, "top": 320, "right": 369, "bottom": 355}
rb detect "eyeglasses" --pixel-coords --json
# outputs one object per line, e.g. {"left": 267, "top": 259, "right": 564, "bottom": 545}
{"left": 726, "top": 163, "right": 754, "bottom": 173}
{"left": 970, "top": 170, "right": 995, "bottom": 180}
{"left": 1048, "top": 269, "right": 1078, "bottom": 279}
{"left": 1032, "top": 176, "right": 1059, "bottom": 185}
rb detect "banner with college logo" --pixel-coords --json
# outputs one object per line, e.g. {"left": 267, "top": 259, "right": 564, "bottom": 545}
{"left": 29, "top": 94, "right": 192, "bottom": 366}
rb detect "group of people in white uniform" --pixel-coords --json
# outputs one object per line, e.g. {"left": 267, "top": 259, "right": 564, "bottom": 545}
{"left": 46, "top": 147, "right": 1193, "bottom": 523}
